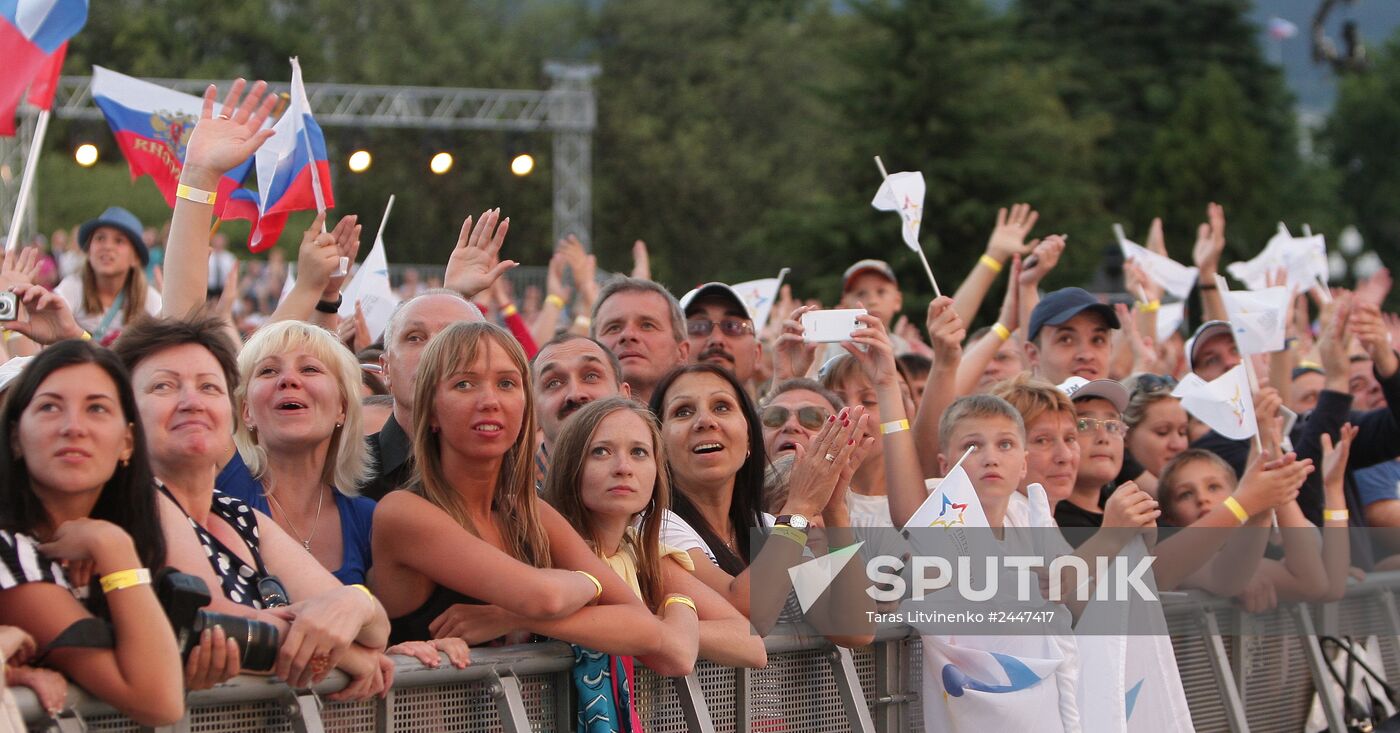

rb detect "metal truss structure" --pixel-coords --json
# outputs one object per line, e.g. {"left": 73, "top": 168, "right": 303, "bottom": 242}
{"left": 1, "top": 62, "right": 599, "bottom": 246}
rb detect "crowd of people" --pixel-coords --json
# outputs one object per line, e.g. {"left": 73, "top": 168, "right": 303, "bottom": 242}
{"left": 0, "top": 78, "right": 1394, "bottom": 731}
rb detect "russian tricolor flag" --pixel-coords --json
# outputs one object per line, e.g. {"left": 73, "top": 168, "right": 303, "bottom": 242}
{"left": 91, "top": 66, "right": 258, "bottom": 221}
{"left": 240, "top": 57, "right": 334, "bottom": 253}
{"left": 1, "top": 0, "right": 88, "bottom": 135}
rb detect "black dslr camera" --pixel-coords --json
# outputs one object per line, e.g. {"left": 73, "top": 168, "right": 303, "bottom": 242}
{"left": 154, "top": 569, "right": 281, "bottom": 673}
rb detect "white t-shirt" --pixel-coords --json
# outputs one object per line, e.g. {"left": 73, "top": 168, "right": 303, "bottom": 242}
{"left": 53, "top": 276, "right": 162, "bottom": 337}
{"left": 846, "top": 491, "right": 893, "bottom": 529}
{"left": 660, "top": 508, "right": 775, "bottom": 566}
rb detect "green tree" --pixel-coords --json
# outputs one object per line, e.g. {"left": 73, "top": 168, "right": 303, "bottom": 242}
{"left": 1326, "top": 33, "right": 1400, "bottom": 271}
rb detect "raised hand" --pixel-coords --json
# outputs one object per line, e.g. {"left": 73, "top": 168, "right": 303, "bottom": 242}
{"left": 323, "top": 215, "right": 362, "bottom": 299}
{"left": 773, "top": 304, "right": 820, "bottom": 380}
{"left": 1019, "top": 234, "right": 1065, "bottom": 287}
{"left": 1351, "top": 302, "right": 1398, "bottom": 377}
{"left": 985, "top": 204, "right": 1039, "bottom": 263}
{"left": 1235, "top": 452, "right": 1314, "bottom": 517}
{"left": 7, "top": 283, "right": 84, "bottom": 344}
{"left": 1316, "top": 295, "right": 1354, "bottom": 379}
{"left": 1102, "top": 481, "right": 1160, "bottom": 531}
{"left": 782, "top": 406, "right": 869, "bottom": 518}
{"left": 294, "top": 213, "right": 342, "bottom": 294}
{"left": 1321, "top": 423, "right": 1358, "bottom": 496}
{"left": 0, "top": 247, "right": 42, "bottom": 291}
{"left": 1192, "top": 203, "right": 1226, "bottom": 276}
{"left": 184, "top": 79, "right": 280, "bottom": 180}
{"left": 924, "top": 296, "right": 966, "bottom": 369}
{"left": 1145, "top": 217, "right": 1167, "bottom": 257}
{"left": 443, "top": 208, "right": 515, "bottom": 299}
{"left": 843, "top": 310, "right": 900, "bottom": 387}
{"left": 1123, "top": 259, "right": 1162, "bottom": 303}
{"left": 545, "top": 251, "right": 572, "bottom": 305}
{"left": 1355, "top": 267, "right": 1392, "bottom": 308}
{"left": 631, "top": 239, "right": 651, "bottom": 280}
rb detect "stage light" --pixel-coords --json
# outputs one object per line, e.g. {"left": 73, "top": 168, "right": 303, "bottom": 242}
{"left": 348, "top": 150, "right": 372, "bottom": 173}
{"left": 430, "top": 152, "right": 454, "bottom": 175}
{"left": 510, "top": 153, "right": 534, "bottom": 177}
{"left": 75, "top": 143, "right": 98, "bottom": 167}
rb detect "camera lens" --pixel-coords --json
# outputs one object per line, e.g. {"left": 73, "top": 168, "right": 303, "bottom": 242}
{"left": 194, "top": 611, "right": 281, "bottom": 673}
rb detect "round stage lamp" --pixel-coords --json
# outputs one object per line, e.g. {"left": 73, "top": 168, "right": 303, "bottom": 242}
{"left": 510, "top": 153, "right": 534, "bottom": 177}
{"left": 75, "top": 144, "right": 99, "bottom": 167}
{"left": 348, "top": 150, "right": 372, "bottom": 173}
{"left": 430, "top": 152, "right": 454, "bottom": 175}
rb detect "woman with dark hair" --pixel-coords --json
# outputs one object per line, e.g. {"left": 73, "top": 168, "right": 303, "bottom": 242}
{"left": 650, "top": 363, "right": 872, "bottom": 639}
{"left": 113, "top": 315, "right": 392, "bottom": 699}
{"left": 543, "top": 396, "right": 765, "bottom": 669}
{"left": 371, "top": 322, "right": 697, "bottom": 675}
{"left": 0, "top": 341, "right": 183, "bottom": 724}
{"left": 52, "top": 207, "right": 161, "bottom": 343}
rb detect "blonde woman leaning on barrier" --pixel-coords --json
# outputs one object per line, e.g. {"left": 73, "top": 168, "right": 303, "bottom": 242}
{"left": 372, "top": 322, "right": 696, "bottom": 675}
{"left": 543, "top": 397, "right": 767, "bottom": 669}
{"left": 220, "top": 321, "right": 376, "bottom": 586}
{"left": 0, "top": 342, "right": 183, "bottom": 724}
{"left": 113, "top": 317, "right": 392, "bottom": 700}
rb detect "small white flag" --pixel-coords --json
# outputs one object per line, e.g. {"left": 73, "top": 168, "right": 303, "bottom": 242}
{"left": 278, "top": 264, "right": 296, "bottom": 306}
{"left": 1172, "top": 364, "right": 1257, "bottom": 440}
{"left": 871, "top": 171, "right": 926, "bottom": 252}
{"left": 1222, "top": 285, "right": 1290, "bottom": 354}
{"left": 337, "top": 197, "right": 400, "bottom": 342}
{"left": 1156, "top": 301, "right": 1186, "bottom": 343}
{"left": 1226, "top": 224, "right": 1329, "bottom": 293}
{"left": 1116, "top": 228, "right": 1199, "bottom": 299}
{"left": 788, "top": 542, "right": 864, "bottom": 614}
{"left": 730, "top": 268, "right": 789, "bottom": 332}
{"left": 906, "top": 456, "right": 989, "bottom": 530}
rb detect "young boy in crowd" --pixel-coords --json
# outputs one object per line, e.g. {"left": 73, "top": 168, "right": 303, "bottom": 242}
{"left": 840, "top": 259, "right": 912, "bottom": 355}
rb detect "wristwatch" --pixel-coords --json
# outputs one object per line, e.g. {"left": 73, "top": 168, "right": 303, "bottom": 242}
{"left": 774, "top": 514, "right": 810, "bottom": 531}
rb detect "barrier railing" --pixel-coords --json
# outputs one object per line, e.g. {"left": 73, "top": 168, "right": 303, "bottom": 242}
{"left": 17, "top": 572, "right": 1400, "bottom": 732}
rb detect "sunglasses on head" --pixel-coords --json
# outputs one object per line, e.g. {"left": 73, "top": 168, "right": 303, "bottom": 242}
{"left": 1134, "top": 373, "right": 1178, "bottom": 394}
{"left": 761, "top": 405, "right": 831, "bottom": 430}
{"left": 687, "top": 319, "right": 754, "bottom": 338}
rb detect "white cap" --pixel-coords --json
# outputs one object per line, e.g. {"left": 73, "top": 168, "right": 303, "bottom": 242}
{"left": 678, "top": 282, "right": 754, "bottom": 322}
{"left": 1056, "top": 376, "right": 1130, "bottom": 413}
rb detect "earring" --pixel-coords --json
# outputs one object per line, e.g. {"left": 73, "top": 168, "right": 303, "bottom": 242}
{"left": 336, "top": 422, "right": 343, "bottom": 429}
{"left": 120, "top": 457, "right": 130, "bottom": 468}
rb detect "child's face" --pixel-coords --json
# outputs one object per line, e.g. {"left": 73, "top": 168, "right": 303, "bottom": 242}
{"left": 941, "top": 415, "right": 1027, "bottom": 499}
{"left": 1073, "top": 397, "right": 1123, "bottom": 490}
{"left": 833, "top": 373, "right": 883, "bottom": 457}
{"left": 581, "top": 410, "right": 658, "bottom": 520}
{"left": 843, "top": 273, "right": 902, "bottom": 325}
{"left": 1163, "top": 458, "right": 1234, "bottom": 525}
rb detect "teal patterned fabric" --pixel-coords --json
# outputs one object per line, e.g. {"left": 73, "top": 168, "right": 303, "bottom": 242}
{"left": 571, "top": 645, "right": 641, "bottom": 732}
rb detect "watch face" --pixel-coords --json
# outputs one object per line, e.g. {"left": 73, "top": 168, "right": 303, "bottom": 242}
{"left": 783, "top": 514, "right": 809, "bottom": 530}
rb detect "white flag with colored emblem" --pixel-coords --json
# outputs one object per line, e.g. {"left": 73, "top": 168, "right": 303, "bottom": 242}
{"left": 1222, "top": 285, "right": 1290, "bottom": 355}
{"left": 871, "top": 171, "right": 926, "bottom": 252}
{"left": 905, "top": 458, "right": 989, "bottom": 530}
{"left": 337, "top": 224, "right": 399, "bottom": 342}
{"left": 1172, "top": 364, "right": 1257, "bottom": 440}
{"left": 730, "top": 268, "right": 789, "bottom": 332}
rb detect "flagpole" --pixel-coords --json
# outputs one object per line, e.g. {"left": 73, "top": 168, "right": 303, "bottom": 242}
{"left": 761, "top": 267, "right": 791, "bottom": 333}
{"left": 372, "top": 195, "right": 395, "bottom": 247}
{"left": 874, "top": 156, "right": 942, "bottom": 298}
{"left": 5, "top": 109, "right": 51, "bottom": 252}
{"left": 1215, "top": 273, "right": 1266, "bottom": 454}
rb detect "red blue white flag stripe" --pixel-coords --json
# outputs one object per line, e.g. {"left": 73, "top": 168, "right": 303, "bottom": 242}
{"left": 0, "top": 0, "right": 87, "bottom": 135}
{"left": 243, "top": 57, "right": 334, "bottom": 253}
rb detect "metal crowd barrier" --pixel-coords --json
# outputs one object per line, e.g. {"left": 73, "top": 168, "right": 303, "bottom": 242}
{"left": 18, "top": 572, "right": 1400, "bottom": 732}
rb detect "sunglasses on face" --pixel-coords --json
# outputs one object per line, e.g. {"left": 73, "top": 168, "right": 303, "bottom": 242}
{"left": 761, "top": 405, "right": 831, "bottom": 430}
{"left": 687, "top": 319, "right": 754, "bottom": 338}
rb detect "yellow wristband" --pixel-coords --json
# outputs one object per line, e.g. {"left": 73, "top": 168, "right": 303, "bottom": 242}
{"left": 979, "top": 254, "right": 1003, "bottom": 274}
{"left": 502, "top": 304, "right": 518, "bottom": 317}
{"left": 79, "top": 331, "right": 92, "bottom": 341}
{"left": 1323, "top": 509, "right": 1350, "bottom": 522}
{"left": 99, "top": 568, "right": 151, "bottom": 594}
{"left": 545, "top": 294, "right": 566, "bottom": 310}
{"left": 991, "top": 322, "right": 1012, "bottom": 342}
{"left": 1138, "top": 299, "right": 1161, "bottom": 313}
{"left": 664, "top": 595, "right": 697, "bottom": 613}
{"left": 880, "top": 418, "right": 910, "bottom": 435}
{"left": 574, "top": 570, "right": 603, "bottom": 601}
{"left": 1222, "top": 496, "right": 1249, "bottom": 525}
{"left": 350, "top": 583, "right": 375, "bottom": 602}
{"left": 175, "top": 183, "right": 217, "bottom": 206}
{"left": 1, "top": 330, "right": 17, "bottom": 343}
{"left": 770, "top": 525, "right": 808, "bottom": 547}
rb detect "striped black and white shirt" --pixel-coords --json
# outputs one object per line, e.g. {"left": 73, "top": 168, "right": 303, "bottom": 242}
{"left": 0, "top": 529, "right": 69, "bottom": 592}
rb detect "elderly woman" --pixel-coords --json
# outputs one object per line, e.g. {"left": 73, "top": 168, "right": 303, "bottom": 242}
{"left": 0, "top": 341, "right": 183, "bottom": 724}
{"left": 112, "top": 316, "right": 392, "bottom": 698}
{"left": 52, "top": 207, "right": 161, "bottom": 342}
{"left": 216, "top": 320, "right": 375, "bottom": 586}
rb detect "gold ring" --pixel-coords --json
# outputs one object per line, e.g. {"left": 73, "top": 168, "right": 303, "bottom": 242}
{"left": 824, "top": 453, "right": 836, "bottom": 462}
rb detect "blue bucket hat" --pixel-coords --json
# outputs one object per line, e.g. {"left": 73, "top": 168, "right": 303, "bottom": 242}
{"left": 78, "top": 206, "right": 149, "bottom": 267}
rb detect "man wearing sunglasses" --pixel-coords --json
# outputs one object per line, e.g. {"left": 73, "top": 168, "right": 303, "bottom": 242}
{"left": 759, "top": 379, "right": 843, "bottom": 459}
{"left": 678, "top": 282, "right": 764, "bottom": 394}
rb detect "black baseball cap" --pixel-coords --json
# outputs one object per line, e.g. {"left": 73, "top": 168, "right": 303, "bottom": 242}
{"left": 1027, "top": 287, "right": 1120, "bottom": 342}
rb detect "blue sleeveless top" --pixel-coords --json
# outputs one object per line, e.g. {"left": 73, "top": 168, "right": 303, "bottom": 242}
{"left": 216, "top": 452, "right": 376, "bottom": 586}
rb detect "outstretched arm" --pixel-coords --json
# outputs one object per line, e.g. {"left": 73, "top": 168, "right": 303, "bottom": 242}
{"left": 952, "top": 204, "right": 1037, "bottom": 326}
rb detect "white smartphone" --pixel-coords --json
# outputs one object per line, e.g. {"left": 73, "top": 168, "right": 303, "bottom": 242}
{"left": 801, "top": 308, "right": 867, "bottom": 343}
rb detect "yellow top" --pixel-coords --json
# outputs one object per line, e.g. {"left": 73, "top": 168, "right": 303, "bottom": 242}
{"left": 605, "top": 527, "right": 694, "bottom": 601}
